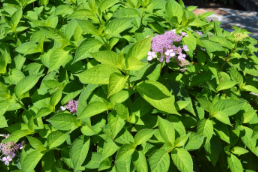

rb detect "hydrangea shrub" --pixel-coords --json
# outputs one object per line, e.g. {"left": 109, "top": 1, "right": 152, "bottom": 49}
{"left": 0, "top": 0, "right": 258, "bottom": 172}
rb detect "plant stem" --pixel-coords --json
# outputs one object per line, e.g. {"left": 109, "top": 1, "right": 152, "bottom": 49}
{"left": 220, "top": 43, "right": 237, "bottom": 71}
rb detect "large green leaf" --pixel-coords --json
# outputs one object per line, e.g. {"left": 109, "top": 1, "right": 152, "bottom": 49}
{"left": 197, "top": 118, "right": 213, "bottom": 141}
{"left": 73, "top": 38, "right": 103, "bottom": 64}
{"left": 22, "top": 150, "right": 44, "bottom": 172}
{"left": 112, "top": 8, "right": 140, "bottom": 18}
{"left": 204, "top": 136, "right": 221, "bottom": 166}
{"left": 11, "top": 8, "right": 22, "bottom": 31}
{"left": 76, "top": 64, "right": 120, "bottom": 85}
{"left": 101, "top": 137, "right": 120, "bottom": 161}
{"left": 158, "top": 117, "right": 175, "bottom": 145}
{"left": 15, "top": 42, "right": 42, "bottom": 55}
{"left": 47, "top": 131, "right": 70, "bottom": 149}
{"left": 91, "top": 51, "right": 124, "bottom": 69}
{"left": 134, "top": 129, "right": 156, "bottom": 145}
{"left": 108, "top": 111, "right": 125, "bottom": 139}
{"left": 148, "top": 149, "right": 170, "bottom": 172}
{"left": 47, "top": 113, "right": 79, "bottom": 130}
{"left": 76, "top": 19, "right": 99, "bottom": 36}
{"left": 227, "top": 153, "right": 243, "bottom": 172}
{"left": 15, "top": 75, "right": 42, "bottom": 98}
{"left": 108, "top": 73, "right": 128, "bottom": 98}
{"left": 105, "top": 18, "right": 133, "bottom": 37}
{"left": 185, "top": 132, "right": 204, "bottom": 151}
{"left": 217, "top": 80, "right": 237, "bottom": 91}
{"left": 165, "top": 0, "right": 183, "bottom": 22}
{"left": 78, "top": 101, "right": 110, "bottom": 119}
{"left": 213, "top": 99, "right": 244, "bottom": 116}
{"left": 127, "top": 36, "right": 152, "bottom": 60}
{"left": 48, "top": 48, "right": 69, "bottom": 72}
{"left": 136, "top": 80, "right": 178, "bottom": 114}
{"left": 132, "top": 151, "right": 148, "bottom": 172}
{"left": 171, "top": 148, "right": 193, "bottom": 172}
{"left": 70, "top": 135, "right": 90, "bottom": 171}
{"left": 26, "top": 136, "right": 47, "bottom": 151}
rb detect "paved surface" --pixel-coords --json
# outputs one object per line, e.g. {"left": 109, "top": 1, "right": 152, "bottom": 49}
{"left": 193, "top": 8, "right": 258, "bottom": 39}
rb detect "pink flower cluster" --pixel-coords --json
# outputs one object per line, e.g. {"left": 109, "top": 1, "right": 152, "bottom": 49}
{"left": 59, "top": 99, "right": 78, "bottom": 113}
{"left": 0, "top": 134, "right": 24, "bottom": 165}
{"left": 147, "top": 30, "right": 190, "bottom": 72}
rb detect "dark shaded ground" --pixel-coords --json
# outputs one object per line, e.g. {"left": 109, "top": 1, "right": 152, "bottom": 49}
{"left": 183, "top": 0, "right": 246, "bottom": 10}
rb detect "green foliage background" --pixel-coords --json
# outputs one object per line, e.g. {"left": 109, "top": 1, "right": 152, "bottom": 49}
{"left": 0, "top": 0, "right": 258, "bottom": 172}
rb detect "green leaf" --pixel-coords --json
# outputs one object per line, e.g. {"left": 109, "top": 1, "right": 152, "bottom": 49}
{"left": 217, "top": 80, "right": 238, "bottom": 91}
{"left": 116, "top": 144, "right": 135, "bottom": 161}
{"left": 229, "top": 67, "right": 243, "bottom": 86}
{"left": 227, "top": 153, "right": 243, "bottom": 172}
{"left": 91, "top": 51, "right": 124, "bottom": 69}
{"left": 22, "top": 150, "right": 44, "bottom": 172}
{"left": 39, "top": 27, "right": 67, "bottom": 43}
{"left": 204, "top": 136, "right": 221, "bottom": 166}
{"left": 231, "top": 146, "right": 249, "bottom": 155}
{"left": 11, "top": 8, "right": 22, "bottom": 31}
{"left": 48, "top": 48, "right": 69, "bottom": 72}
{"left": 35, "top": 107, "right": 53, "bottom": 118}
{"left": 125, "top": 56, "right": 147, "bottom": 71}
{"left": 108, "top": 111, "right": 126, "bottom": 139}
{"left": 134, "top": 129, "right": 155, "bottom": 145}
{"left": 136, "top": 80, "right": 178, "bottom": 114}
{"left": 105, "top": 18, "right": 133, "bottom": 37}
{"left": 148, "top": 149, "right": 170, "bottom": 172}
{"left": 213, "top": 99, "right": 244, "bottom": 116}
{"left": 47, "top": 131, "right": 69, "bottom": 149}
{"left": 78, "top": 101, "right": 110, "bottom": 119}
{"left": 165, "top": 0, "right": 183, "bottom": 22}
{"left": 73, "top": 38, "right": 103, "bottom": 64}
{"left": 102, "top": 137, "right": 120, "bottom": 161}
{"left": 76, "top": 19, "right": 99, "bottom": 36}
{"left": 76, "top": 64, "right": 120, "bottom": 85}
{"left": 0, "top": 50, "right": 9, "bottom": 74}
{"left": 99, "top": 0, "right": 119, "bottom": 13}
{"left": 158, "top": 117, "right": 175, "bottom": 145}
{"left": 213, "top": 111, "right": 231, "bottom": 125}
{"left": 196, "top": 98, "right": 213, "bottom": 113}
{"left": 15, "top": 75, "right": 42, "bottom": 98}
{"left": 112, "top": 8, "right": 140, "bottom": 18}
{"left": 3, "top": 130, "right": 32, "bottom": 143}
{"left": 252, "top": 126, "right": 258, "bottom": 139}
{"left": 209, "top": 36, "right": 233, "bottom": 49}
{"left": 0, "top": 116, "right": 8, "bottom": 128}
{"left": 15, "top": 42, "right": 41, "bottom": 55}
{"left": 115, "top": 103, "right": 130, "bottom": 120}
{"left": 132, "top": 151, "right": 148, "bottom": 172}
{"left": 50, "top": 89, "right": 62, "bottom": 108}
{"left": 42, "top": 150, "right": 55, "bottom": 172}
{"left": 47, "top": 113, "right": 78, "bottom": 130}
{"left": 197, "top": 118, "right": 213, "bottom": 141}
{"left": 70, "top": 135, "right": 90, "bottom": 171}
{"left": 185, "top": 132, "right": 204, "bottom": 151}
{"left": 174, "top": 134, "right": 190, "bottom": 147}
{"left": 190, "top": 72, "right": 212, "bottom": 86}
{"left": 183, "top": 31, "right": 196, "bottom": 58}
{"left": 239, "top": 126, "right": 258, "bottom": 156}
{"left": 243, "top": 85, "right": 258, "bottom": 95}
{"left": 127, "top": 36, "right": 152, "bottom": 60}
{"left": 171, "top": 148, "right": 193, "bottom": 172}
{"left": 201, "top": 40, "right": 225, "bottom": 53}
{"left": 26, "top": 136, "right": 47, "bottom": 151}
{"left": 108, "top": 73, "right": 128, "bottom": 98}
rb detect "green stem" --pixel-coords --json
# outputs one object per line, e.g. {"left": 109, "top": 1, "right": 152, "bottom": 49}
{"left": 127, "top": 74, "right": 131, "bottom": 89}
{"left": 220, "top": 43, "right": 237, "bottom": 71}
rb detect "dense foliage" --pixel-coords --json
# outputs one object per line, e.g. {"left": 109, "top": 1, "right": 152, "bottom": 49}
{"left": 0, "top": 0, "right": 258, "bottom": 171}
